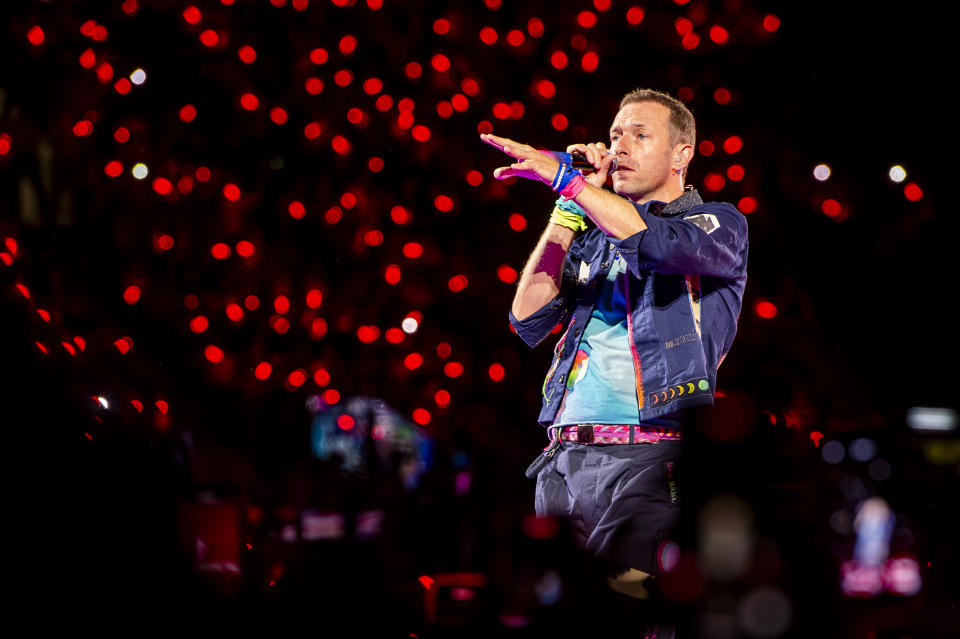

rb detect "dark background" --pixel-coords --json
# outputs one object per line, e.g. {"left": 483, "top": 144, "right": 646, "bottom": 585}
{"left": 2, "top": 0, "right": 955, "bottom": 635}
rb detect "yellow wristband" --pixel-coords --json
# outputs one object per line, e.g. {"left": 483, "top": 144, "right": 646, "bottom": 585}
{"left": 549, "top": 205, "right": 588, "bottom": 232}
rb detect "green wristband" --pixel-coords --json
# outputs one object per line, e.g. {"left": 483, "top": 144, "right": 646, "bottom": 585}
{"left": 549, "top": 205, "right": 588, "bottom": 232}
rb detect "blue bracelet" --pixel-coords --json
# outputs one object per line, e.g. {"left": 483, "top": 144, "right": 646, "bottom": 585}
{"left": 551, "top": 161, "right": 583, "bottom": 193}
{"left": 555, "top": 197, "right": 586, "bottom": 217}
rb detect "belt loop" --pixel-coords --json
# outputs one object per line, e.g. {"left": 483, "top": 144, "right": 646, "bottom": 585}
{"left": 629, "top": 424, "right": 635, "bottom": 444}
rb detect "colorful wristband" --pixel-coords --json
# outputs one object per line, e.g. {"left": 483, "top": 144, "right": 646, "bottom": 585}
{"left": 559, "top": 173, "right": 587, "bottom": 201}
{"left": 549, "top": 205, "right": 588, "bottom": 232}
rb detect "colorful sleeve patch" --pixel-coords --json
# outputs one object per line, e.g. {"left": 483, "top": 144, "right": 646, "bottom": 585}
{"left": 566, "top": 349, "right": 589, "bottom": 390}
{"left": 684, "top": 213, "right": 720, "bottom": 234}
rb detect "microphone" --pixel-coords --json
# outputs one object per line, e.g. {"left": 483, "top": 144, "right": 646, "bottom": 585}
{"left": 540, "top": 150, "right": 618, "bottom": 173}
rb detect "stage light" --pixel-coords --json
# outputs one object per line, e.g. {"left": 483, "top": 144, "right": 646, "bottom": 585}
{"left": 404, "top": 353, "right": 423, "bottom": 369}
{"left": 822, "top": 440, "right": 844, "bottom": 464}
{"left": 479, "top": 27, "right": 498, "bottom": 45}
{"left": 123, "top": 285, "right": 142, "bottom": 305}
{"left": 903, "top": 182, "right": 923, "bottom": 201}
{"left": 238, "top": 45, "right": 256, "bottom": 63}
{"left": 888, "top": 165, "right": 907, "bottom": 182}
{"left": 244, "top": 295, "right": 260, "bottom": 310}
{"left": 626, "top": 6, "right": 645, "bottom": 25}
{"left": 849, "top": 437, "right": 877, "bottom": 462}
{"left": 130, "top": 68, "right": 146, "bottom": 85}
{"left": 132, "top": 163, "right": 148, "bottom": 179}
{"left": 189, "top": 316, "right": 209, "bottom": 333}
{"left": 98, "top": 396, "right": 109, "bottom": 409}
{"left": 906, "top": 407, "right": 957, "bottom": 432}
{"left": 401, "top": 317, "right": 418, "bottom": 333}
{"left": 581, "top": 51, "right": 599, "bottom": 72}
{"left": 27, "top": 25, "right": 45, "bottom": 46}
{"left": 437, "top": 342, "right": 452, "bottom": 358}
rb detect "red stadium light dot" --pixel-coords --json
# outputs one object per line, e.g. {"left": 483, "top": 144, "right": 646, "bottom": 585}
{"left": 578, "top": 11, "right": 598, "bottom": 28}
{"left": 179, "top": 104, "right": 197, "bottom": 122}
{"left": 477, "top": 120, "right": 493, "bottom": 134}
{"left": 738, "top": 196, "right": 757, "bottom": 214}
{"left": 488, "top": 363, "right": 505, "bottom": 382}
{"left": 466, "top": 170, "right": 483, "bottom": 186}
{"left": 313, "top": 368, "right": 330, "bottom": 386}
{"left": 195, "top": 166, "right": 211, "bottom": 182}
{"left": 155, "top": 400, "right": 169, "bottom": 415}
{"left": 223, "top": 183, "right": 242, "bottom": 201}
{"left": 357, "top": 325, "right": 380, "bottom": 343}
{"left": 451, "top": 94, "right": 469, "bottom": 112}
{"left": 444, "top": 361, "right": 463, "bottom": 377}
{"left": 461, "top": 78, "right": 480, "bottom": 96}
{"left": 714, "top": 88, "right": 732, "bottom": 104}
{"left": 271, "top": 316, "right": 290, "bottom": 334}
{"left": 211, "top": 242, "right": 231, "bottom": 259}
{"left": 96, "top": 62, "right": 114, "bottom": 83}
{"left": 254, "top": 361, "right": 272, "bottom": 380}
{"left": 79, "top": 48, "right": 96, "bottom": 68}
{"left": 904, "top": 182, "right": 923, "bottom": 201}
{"left": 331, "top": 135, "right": 351, "bottom": 154}
{"left": 130, "top": 399, "right": 143, "bottom": 412}
{"left": 184, "top": 294, "right": 199, "bottom": 309}
{"left": 763, "top": 14, "right": 781, "bottom": 32}
{"left": 288, "top": 201, "right": 306, "bottom": 219}
{"left": 304, "top": 121, "right": 322, "bottom": 139}
{"left": 431, "top": 54, "right": 451, "bottom": 72}
{"left": 190, "top": 315, "right": 210, "bottom": 333}
{"left": 123, "top": 285, "right": 141, "bottom": 305}
{"left": 433, "top": 18, "right": 451, "bottom": 35}
{"left": 434, "top": 195, "right": 454, "bottom": 212}
{"left": 497, "top": 265, "right": 518, "bottom": 283}
{"left": 390, "top": 205, "right": 411, "bottom": 224}
{"left": 236, "top": 240, "right": 255, "bottom": 257}
{"left": 362, "top": 77, "right": 382, "bottom": 94}
{"left": 404, "top": 352, "right": 423, "bottom": 369}
{"left": 551, "top": 113, "right": 568, "bottom": 130}
{"left": 436, "top": 342, "right": 452, "bottom": 358}
{"left": 27, "top": 25, "right": 45, "bottom": 46}
{"left": 754, "top": 300, "right": 778, "bottom": 319}
{"left": 61, "top": 341, "right": 77, "bottom": 356}
{"left": 709, "top": 25, "right": 729, "bottom": 44}
{"left": 674, "top": 17, "right": 693, "bottom": 35}
{"left": 244, "top": 295, "right": 260, "bottom": 310}
{"left": 199, "top": 29, "right": 219, "bottom": 47}
{"left": 114, "top": 127, "right": 130, "bottom": 143}
{"left": 363, "top": 230, "right": 383, "bottom": 246}
{"left": 238, "top": 45, "right": 257, "bottom": 63}
{"left": 681, "top": 32, "right": 700, "bottom": 49}
{"left": 723, "top": 135, "right": 743, "bottom": 153}
{"left": 698, "top": 140, "right": 715, "bottom": 156}
{"left": 479, "top": 27, "right": 498, "bottom": 45}
{"left": 322, "top": 389, "right": 340, "bottom": 404}
{"left": 226, "top": 302, "right": 244, "bottom": 321}
{"left": 626, "top": 6, "right": 645, "bottom": 25}
{"left": 325, "top": 206, "right": 343, "bottom": 224}
{"left": 80, "top": 21, "right": 96, "bottom": 37}
{"left": 403, "top": 242, "right": 423, "bottom": 258}
{"left": 677, "top": 86, "right": 694, "bottom": 102}
{"left": 368, "top": 156, "right": 384, "bottom": 172}
{"left": 73, "top": 120, "right": 93, "bottom": 137}
{"left": 506, "top": 29, "right": 525, "bottom": 46}
{"left": 334, "top": 69, "right": 353, "bottom": 86}
{"left": 287, "top": 369, "right": 307, "bottom": 389}
{"left": 182, "top": 6, "right": 202, "bottom": 24}
{"left": 340, "top": 192, "right": 357, "bottom": 209}
{"left": 821, "top": 198, "right": 843, "bottom": 218}
{"left": 528, "top": 17, "right": 544, "bottom": 37}
{"left": 306, "top": 289, "right": 323, "bottom": 308}
{"left": 550, "top": 50, "right": 568, "bottom": 69}
{"left": 448, "top": 274, "right": 468, "bottom": 292}
{"left": 484, "top": 0, "right": 501, "bottom": 8}
{"left": 305, "top": 77, "right": 324, "bottom": 94}
{"left": 537, "top": 79, "right": 556, "bottom": 98}
{"left": 337, "top": 414, "right": 355, "bottom": 430}
{"left": 240, "top": 93, "right": 260, "bottom": 110}
{"left": 412, "top": 125, "right": 431, "bottom": 142}
{"left": 152, "top": 177, "right": 173, "bottom": 195}
{"left": 114, "top": 78, "right": 132, "bottom": 95}
{"left": 270, "top": 107, "right": 289, "bottom": 125}
{"left": 385, "top": 327, "right": 404, "bottom": 343}
{"left": 274, "top": 295, "right": 290, "bottom": 314}
{"left": 157, "top": 234, "right": 174, "bottom": 250}
{"left": 412, "top": 408, "right": 431, "bottom": 425}
{"left": 594, "top": 0, "right": 611, "bottom": 9}
{"left": 437, "top": 101, "right": 453, "bottom": 118}
{"left": 434, "top": 390, "right": 451, "bottom": 407}
{"left": 704, "top": 173, "right": 726, "bottom": 192}
{"left": 492, "top": 102, "right": 510, "bottom": 119}
{"left": 384, "top": 264, "right": 402, "bottom": 284}
{"left": 397, "top": 111, "right": 414, "bottom": 129}
{"left": 15, "top": 283, "right": 30, "bottom": 298}
{"left": 36, "top": 308, "right": 50, "bottom": 322}
{"left": 726, "top": 165, "right": 745, "bottom": 181}
{"left": 311, "top": 318, "right": 328, "bottom": 339}
{"left": 508, "top": 213, "right": 527, "bottom": 231}
{"left": 404, "top": 61, "right": 422, "bottom": 79}
{"left": 339, "top": 35, "right": 357, "bottom": 55}
{"left": 581, "top": 51, "right": 599, "bottom": 72}
{"left": 309, "top": 48, "right": 328, "bottom": 64}
{"left": 205, "top": 345, "right": 224, "bottom": 363}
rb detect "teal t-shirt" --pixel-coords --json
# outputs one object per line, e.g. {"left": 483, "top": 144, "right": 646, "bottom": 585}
{"left": 553, "top": 251, "right": 642, "bottom": 426}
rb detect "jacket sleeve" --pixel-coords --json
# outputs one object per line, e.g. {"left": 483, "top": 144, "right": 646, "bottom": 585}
{"left": 507, "top": 258, "right": 578, "bottom": 349}
{"left": 610, "top": 201, "right": 748, "bottom": 280}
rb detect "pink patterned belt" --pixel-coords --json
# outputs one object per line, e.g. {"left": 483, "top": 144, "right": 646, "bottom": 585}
{"left": 558, "top": 424, "right": 682, "bottom": 445}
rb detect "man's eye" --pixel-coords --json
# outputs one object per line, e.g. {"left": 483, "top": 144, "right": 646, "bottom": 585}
{"left": 636, "top": 133, "right": 647, "bottom": 139}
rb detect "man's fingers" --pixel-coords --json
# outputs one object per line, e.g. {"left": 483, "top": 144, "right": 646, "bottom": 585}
{"left": 481, "top": 133, "right": 529, "bottom": 159}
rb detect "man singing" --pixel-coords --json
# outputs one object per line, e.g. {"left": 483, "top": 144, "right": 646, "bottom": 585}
{"left": 483, "top": 88, "right": 748, "bottom": 621}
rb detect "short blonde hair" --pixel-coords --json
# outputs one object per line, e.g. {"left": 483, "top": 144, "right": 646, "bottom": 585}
{"left": 620, "top": 88, "right": 696, "bottom": 149}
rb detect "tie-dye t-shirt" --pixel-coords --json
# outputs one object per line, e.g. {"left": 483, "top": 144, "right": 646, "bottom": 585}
{"left": 552, "top": 251, "right": 641, "bottom": 426}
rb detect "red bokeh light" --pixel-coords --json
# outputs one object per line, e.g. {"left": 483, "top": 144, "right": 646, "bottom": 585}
{"left": 677, "top": 86, "right": 694, "bottom": 102}
{"left": 211, "top": 243, "right": 231, "bottom": 259}
{"left": 274, "top": 295, "right": 290, "bottom": 314}
{"left": 199, "top": 29, "right": 219, "bottom": 47}
{"left": 551, "top": 113, "right": 568, "bottom": 130}
{"left": 368, "top": 157, "right": 384, "bottom": 172}
{"left": 287, "top": 369, "right": 307, "bottom": 389}
{"left": 27, "top": 25, "right": 45, "bottom": 46}
{"left": 152, "top": 178, "right": 173, "bottom": 195}
{"left": 310, "top": 48, "right": 328, "bottom": 64}
{"left": 723, "top": 135, "right": 743, "bottom": 154}
{"left": 96, "top": 62, "right": 113, "bottom": 82}
{"left": 497, "top": 265, "right": 518, "bottom": 283}
{"left": 362, "top": 77, "right": 382, "bottom": 94}
{"left": 404, "top": 352, "right": 423, "bottom": 370}
{"left": 288, "top": 201, "right": 306, "bottom": 219}
{"left": 244, "top": 295, "right": 260, "bottom": 310}
{"left": 821, "top": 198, "right": 843, "bottom": 218}
{"left": 331, "top": 136, "right": 351, "bottom": 154}
{"left": 709, "top": 25, "right": 729, "bottom": 44}
{"left": 384, "top": 264, "right": 402, "bottom": 284}
{"left": 238, "top": 45, "right": 257, "bottom": 63}
{"left": 698, "top": 140, "right": 715, "bottom": 156}
{"left": 431, "top": 54, "right": 451, "bottom": 72}
{"left": 528, "top": 17, "right": 544, "bottom": 37}
{"left": 325, "top": 206, "right": 343, "bottom": 224}
{"left": 179, "top": 104, "right": 197, "bottom": 122}
{"left": 461, "top": 78, "right": 480, "bottom": 96}
{"left": 714, "top": 88, "right": 732, "bottom": 105}
{"left": 479, "top": 27, "right": 498, "bottom": 45}
{"left": 444, "top": 361, "right": 464, "bottom": 378}
{"left": 681, "top": 32, "right": 700, "bottom": 50}
{"left": 704, "top": 173, "right": 726, "bottom": 192}
{"left": 537, "top": 79, "right": 556, "bottom": 99}
{"left": 551, "top": 50, "right": 568, "bottom": 69}
{"left": 334, "top": 69, "right": 353, "bottom": 86}
{"left": 177, "top": 176, "right": 193, "bottom": 194}
{"left": 763, "top": 14, "right": 781, "bottom": 32}
{"left": 158, "top": 234, "right": 175, "bottom": 251}
{"left": 385, "top": 328, "right": 404, "bottom": 343}
{"left": 434, "top": 195, "right": 454, "bottom": 212}
{"left": 337, "top": 414, "right": 355, "bottom": 430}
{"left": 626, "top": 6, "right": 645, "bottom": 25}
{"left": 477, "top": 120, "right": 493, "bottom": 134}
{"left": 451, "top": 94, "right": 469, "bottom": 111}
{"left": 184, "top": 294, "right": 199, "bottom": 309}
{"left": 123, "top": 285, "right": 141, "bottom": 305}
{"left": 236, "top": 240, "right": 255, "bottom": 257}
{"left": 506, "top": 29, "right": 525, "bottom": 46}
{"left": 204, "top": 344, "right": 225, "bottom": 363}
{"left": 726, "top": 165, "right": 745, "bottom": 181}
{"left": 195, "top": 167, "right": 211, "bottom": 182}
{"left": 390, "top": 205, "right": 410, "bottom": 225}
{"left": 79, "top": 49, "right": 96, "bottom": 68}
{"left": 436, "top": 342, "right": 452, "bottom": 358}
{"left": 581, "top": 51, "right": 599, "bottom": 72}
{"left": 448, "top": 275, "right": 468, "bottom": 292}
{"left": 488, "top": 363, "right": 505, "bottom": 382}
{"left": 434, "top": 390, "right": 451, "bottom": 407}
{"left": 402, "top": 242, "right": 423, "bottom": 259}
{"left": 339, "top": 35, "right": 357, "bottom": 55}
{"left": 182, "top": 6, "right": 202, "bottom": 24}
{"left": 313, "top": 368, "right": 331, "bottom": 386}
{"left": 433, "top": 18, "right": 451, "bottom": 35}
{"left": 270, "top": 107, "right": 289, "bottom": 125}
{"left": 437, "top": 101, "right": 453, "bottom": 118}
{"left": 322, "top": 389, "right": 340, "bottom": 404}
{"left": 411, "top": 125, "right": 431, "bottom": 142}
{"left": 255, "top": 361, "right": 272, "bottom": 380}
{"left": 904, "top": 182, "right": 923, "bottom": 201}
{"left": 304, "top": 121, "right": 322, "bottom": 139}
{"left": 738, "top": 196, "right": 757, "bottom": 214}
{"left": 305, "top": 78, "right": 324, "bottom": 94}
{"left": 240, "top": 93, "right": 260, "bottom": 110}
{"left": 114, "top": 78, "right": 132, "bottom": 95}
{"left": 113, "top": 126, "right": 130, "bottom": 143}
{"left": 674, "top": 17, "right": 693, "bottom": 35}
{"left": 577, "top": 11, "right": 598, "bottom": 28}
{"left": 73, "top": 120, "right": 93, "bottom": 137}
{"left": 223, "top": 183, "right": 242, "bottom": 201}
{"left": 363, "top": 230, "right": 383, "bottom": 246}
{"left": 466, "top": 170, "right": 483, "bottom": 186}
{"left": 754, "top": 300, "right": 778, "bottom": 319}
{"left": 357, "top": 325, "right": 380, "bottom": 343}
{"left": 404, "top": 61, "right": 422, "bottom": 79}
{"left": 226, "top": 303, "right": 244, "bottom": 321}
{"left": 310, "top": 318, "right": 328, "bottom": 338}
{"left": 508, "top": 213, "right": 527, "bottom": 231}
{"left": 412, "top": 408, "right": 431, "bottom": 425}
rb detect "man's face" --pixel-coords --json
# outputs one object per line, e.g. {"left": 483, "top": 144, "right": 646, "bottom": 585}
{"left": 608, "top": 101, "right": 677, "bottom": 201}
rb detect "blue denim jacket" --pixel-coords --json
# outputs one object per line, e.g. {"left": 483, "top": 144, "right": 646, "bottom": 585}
{"left": 508, "top": 189, "right": 748, "bottom": 427}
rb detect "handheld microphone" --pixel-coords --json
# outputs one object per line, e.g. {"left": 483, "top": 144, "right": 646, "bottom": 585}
{"left": 540, "top": 150, "right": 618, "bottom": 173}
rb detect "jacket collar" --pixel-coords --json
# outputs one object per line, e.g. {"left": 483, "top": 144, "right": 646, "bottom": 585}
{"left": 647, "top": 187, "right": 703, "bottom": 218}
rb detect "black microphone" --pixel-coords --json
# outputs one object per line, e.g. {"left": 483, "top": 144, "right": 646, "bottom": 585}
{"left": 541, "top": 150, "right": 618, "bottom": 173}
